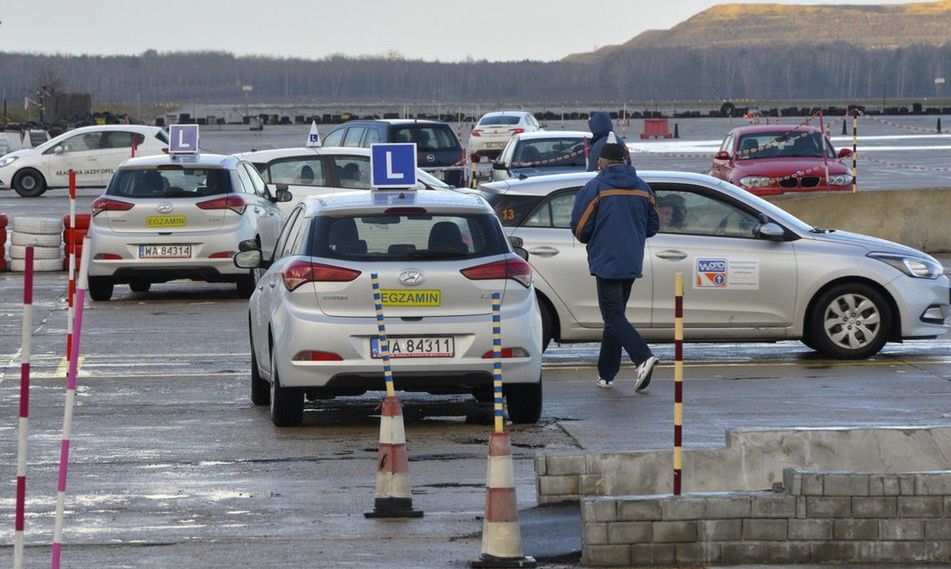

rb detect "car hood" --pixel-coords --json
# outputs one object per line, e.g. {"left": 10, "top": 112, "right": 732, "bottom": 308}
{"left": 808, "top": 229, "right": 934, "bottom": 260}
{"left": 0, "top": 149, "right": 35, "bottom": 163}
{"left": 732, "top": 157, "right": 848, "bottom": 177}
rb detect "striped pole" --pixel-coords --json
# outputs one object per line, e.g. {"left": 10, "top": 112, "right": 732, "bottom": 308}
{"left": 851, "top": 111, "right": 859, "bottom": 193}
{"left": 673, "top": 272, "right": 684, "bottom": 496}
{"left": 370, "top": 273, "right": 395, "bottom": 398}
{"left": 66, "top": 170, "right": 76, "bottom": 363}
{"left": 492, "top": 292, "right": 504, "bottom": 434}
{"left": 14, "top": 247, "right": 34, "bottom": 569}
{"left": 818, "top": 111, "right": 831, "bottom": 192}
{"left": 51, "top": 238, "right": 91, "bottom": 569}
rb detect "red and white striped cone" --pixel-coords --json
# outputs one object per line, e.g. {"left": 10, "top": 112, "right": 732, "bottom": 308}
{"left": 472, "top": 432, "right": 536, "bottom": 568}
{"left": 364, "top": 395, "right": 423, "bottom": 518}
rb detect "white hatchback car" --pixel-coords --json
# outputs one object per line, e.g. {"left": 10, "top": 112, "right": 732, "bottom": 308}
{"left": 491, "top": 130, "right": 591, "bottom": 182}
{"left": 0, "top": 125, "right": 168, "bottom": 197}
{"left": 469, "top": 111, "right": 541, "bottom": 161}
{"left": 234, "top": 189, "right": 543, "bottom": 426}
{"left": 87, "top": 153, "right": 288, "bottom": 300}
{"left": 481, "top": 171, "right": 949, "bottom": 359}
{"left": 235, "top": 146, "right": 454, "bottom": 215}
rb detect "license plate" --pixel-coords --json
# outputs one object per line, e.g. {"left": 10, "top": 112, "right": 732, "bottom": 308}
{"left": 146, "top": 215, "right": 186, "bottom": 228}
{"left": 139, "top": 244, "right": 192, "bottom": 258}
{"left": 486, "top": 142, "right": 504, "bottom": 149}
{"left": 371, "top": 336, "right": 454, "bottom": 359}
{"left": 380, "top": 289, "right": 441, "bottom": 307}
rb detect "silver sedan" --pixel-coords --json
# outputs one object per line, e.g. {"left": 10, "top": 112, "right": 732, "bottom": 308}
{"left": 480, "top": 171, "right": 950, "bottom": 359}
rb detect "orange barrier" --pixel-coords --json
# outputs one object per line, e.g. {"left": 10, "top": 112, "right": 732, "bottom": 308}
{"left": 641, "top": 118, "right": 673, "bottom": 139}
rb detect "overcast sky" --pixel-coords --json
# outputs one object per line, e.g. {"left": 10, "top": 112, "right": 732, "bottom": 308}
{"left": 0, "top": 0, "right": 922, "bottom": 62}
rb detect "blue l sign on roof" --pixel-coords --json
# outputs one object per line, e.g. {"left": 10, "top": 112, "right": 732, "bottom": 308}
{"left": 371, "top": 143, "right": 417, "bottom": 189}
{"left": 168, "top": 124, "right": 199, "bottom": 154}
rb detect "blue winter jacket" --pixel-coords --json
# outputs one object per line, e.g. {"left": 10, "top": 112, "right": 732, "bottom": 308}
{"left": 569, "top": 164, "right": 659, "bottom": 279}
{"left": 586, "top": 111, "right": 630, "bottom": 171}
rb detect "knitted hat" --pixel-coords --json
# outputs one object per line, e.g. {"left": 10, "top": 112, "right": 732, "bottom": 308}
{"left": 600, "top": 142, "right": 627, "bottom": 162}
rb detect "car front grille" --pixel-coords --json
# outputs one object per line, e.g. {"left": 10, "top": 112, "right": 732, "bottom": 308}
{"left": 801, "top": 177, "right": 821, "bottom": 188}
{"left": 778, "top": 176, "right": 822, "bottom": 189}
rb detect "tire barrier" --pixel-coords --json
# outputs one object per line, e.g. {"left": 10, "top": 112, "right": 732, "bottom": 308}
{"left": 10, "top": 217, "right": 63, "bottom": 272}
{"left": 62, "top": 214, "right": 89, "bottom": 272}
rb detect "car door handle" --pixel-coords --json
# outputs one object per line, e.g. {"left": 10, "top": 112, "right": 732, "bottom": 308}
{"left": 527, "top": 246, "right": 559, "bottom": 257}
{"left": 655, "top": 250, "right": 688, "bottom": 261}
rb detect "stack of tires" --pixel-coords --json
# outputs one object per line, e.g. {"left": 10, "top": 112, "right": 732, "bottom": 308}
{"left": 62, "top": 214, "right": 91, "bottom": 271}
{"left": 10, "top": 217, "right": 63, "bottom": 272}
{"left": 0, "top": 213, "right": 7, "bottom": 272}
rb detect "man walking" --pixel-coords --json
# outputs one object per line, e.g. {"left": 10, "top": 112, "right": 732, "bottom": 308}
{"left": 570, "top": 141, "right": 660, "bottom": 390}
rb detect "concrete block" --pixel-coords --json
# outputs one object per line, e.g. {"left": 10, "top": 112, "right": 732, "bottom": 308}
{"left": 915, "top": 471, "right": 951, "bottom": 495}
{"left": 704, "top": 495, "right": 751, "bottom": 518}
{"left": 539, "top": 475, "right": 578, "bottom": 496}
{"left": 898, "top": 496, "right": 943, "bottom": 518}
{"left": 583, "top": 499, "right": 617, "bottom": 522}
{"left": 880, "top": 519, "right": 925, "bottom": 540}
{"left": 742, "top": 519, "right": 788, "bottom": 541}
{"left": 546, "top": 454, "right": 586, "bottom": 476}
{"left": 834, "top": 519, "right": 880, "bottom": 540}
{"left": 583, "top": 522, "right": 608, "bottom": 545}
{"left": 579, "top": 474, "right": 602, "bottom": 495}
{"left": 750, "top": 494, "right": 797, "bottom": 518}
{"left": 868, "top": 473, "right": 884, "bottom": 496}
{"left": 824, "top": 473, "right": 869, "bottom": 496}
{"left": 617, "top": 499, "right": 661, "bottom": 521}
{"left": 675, "top": 542, "right": 720, "bottom": 564}
{"left": 698, "top": 519, "right": 742, "bottom": 541}
{"left": 801, "top": 473, "right": 824, "bottom": 495}
{"left": 796, "top": 496, "right": 807, "bottom": 518}
{"left": 899, "top": 474, "right": 916, "bottom": 495}
{"left": 660, "top": 497, "right": 705, "bottom": 520}
{"left": 583, "top": 544, "right": 630, "bottom": 567}
{"left": 853, "top": 541, "right": 947, "bottom": 563}
{"left": 924, "top": 519, "right": 951, "bottom": 540}
{"left": 631, "top": 543, "right": 675, "bottom": 566}
{"left": 810, "top": 541, "right": 858, "bottom": 561}
{"left": 534, "top": 454, "right": 546, "bottom": 476}
{"left": 721, "top": 542, "right": 810, "bottom": 564}
{"left": 882, "top": 474, "right": 901, "bottom": 496}
{"left": 787, "top": 518, "right": 833, "bottom": 540}
{"left": 851, "top": 496, "right": 897, "bottom": 518}
{"left": 946, "top": 496, "right": 951, "bottom": 515}
{"left": 608, "top": 522, "right": 652, "bottom": 544}
{"left": 782, "top": 468, "right": 802, "bottom": 496}
{"left": 806, "top": 496, "right": 851, "bottom": 517}
{"left": 651, "top": 521, "right": 697, "bottom": 543}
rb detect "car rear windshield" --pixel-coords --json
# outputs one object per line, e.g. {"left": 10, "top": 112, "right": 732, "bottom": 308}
{"left": 106, "top": 168, "right": 233, "bottom": 198}
{"left": 310, "top": 213, "right": 507, "bottom": 261}
{"left": 736, "top": 131, "right": 834, "bottom": 159}
{"left": 391, "top": 126, "right": 461, "bottom": 152}
{"left": 482, "top": 193, "right": 543, "bottom": 227}
{"left": 513, "top": 138, "right": 587, "bottom": 167}
{"left": 480, "top": 116, "right": 521, "bottom": 126}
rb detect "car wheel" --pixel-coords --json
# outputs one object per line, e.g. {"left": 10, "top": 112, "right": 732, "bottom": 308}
{"left": 809, "top": 283, "right": 892, "bottom": 359}
{"left": 269, "top": 352, "right": 304, "bottom": 426}
{"left": 88, "top": 277, "right": 114, "bottom": 301}
{"left": 12, "top": 169, "right": 47, "bottom": 198}
{"left": 129, "top": 280, "right": 151, "bottom": 293}
{"left": 504, "top": 377, "right": 543, "bottom": 424}
{"left": 538, "top": 298, "right": 553, "bottom": 352}
{"left": 250, "top": 333, "right": 269, "bottom": 406}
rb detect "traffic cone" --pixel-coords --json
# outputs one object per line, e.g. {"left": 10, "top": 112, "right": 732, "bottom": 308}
{"left": 471, "top": 432, "right": 536, "bottom": 568}
{"left": 365, "top": 395, "right": 423, "bottom": 518}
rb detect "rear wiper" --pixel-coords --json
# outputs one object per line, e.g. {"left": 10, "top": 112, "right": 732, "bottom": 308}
{"left": 406, "top": 251, "right": 469, "bottom": 260}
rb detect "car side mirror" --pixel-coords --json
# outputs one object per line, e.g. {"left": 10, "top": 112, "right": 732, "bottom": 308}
{"left": 757, "top": 222, "right": 785, "bottom": 240}
{"left": 274, "top": 183, "right": 293, "bottom": 203}
{"left": 233, "top": 249, "right": 262, "bottom": 269}
{"left": 714, "top": 150, "right": 731, "bottom": 161}
{"left": 837, "top": 148, "right": 852, "bottom": 159}
{"left": 53, "top": 146, "right": 64, "bottom": 155}
{"left": 238, "top": 239, "right": 260, "bottom": 252}
{"left": 508, "top": 236, "right": 528, "bottom": 261}
{"left": 492, "top": 161, "right": 506, "bottom": 170}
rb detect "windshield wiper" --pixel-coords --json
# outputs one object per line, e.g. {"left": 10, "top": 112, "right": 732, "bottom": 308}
{"left": 810, "top": 227, "right": 836, "bottom": 234}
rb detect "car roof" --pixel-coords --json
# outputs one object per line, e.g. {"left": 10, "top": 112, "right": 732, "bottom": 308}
{"left": 233, "top": 146, "right": 371, "bottom": 162}
{"left": 480, "top": 170, "right": 738, "bottom": 197}
{"left": 302, "top": 188, "right": 490, "bottom": 217}
{"left": 119, "top": 152, "right": 240, "bottom": 169}
{"left": 479, "top": 111, "right": 531, "bottom": 118}
{"left": 40, "top": 124, "right": 163, "bottom": 149}
{"left": 512, "top": 130, "right": 590, "bottom": 141}
{"left": 335, "top": 119, "right": 449, "bottom": 127}
{"left": 729, "top": 124, "right": 821, "bottom": 136}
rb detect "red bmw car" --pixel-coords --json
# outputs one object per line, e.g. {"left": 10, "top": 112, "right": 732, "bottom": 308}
{"left": 708, "top": 125, "right": 853, "bottom": 196}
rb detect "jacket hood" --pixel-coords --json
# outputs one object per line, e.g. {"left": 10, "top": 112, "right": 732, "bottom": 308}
{"left": 597, "top": 163, "right": 643, "bottom": 187}
{"left": 588, "top": 112, "right": 614, "bottom": 137}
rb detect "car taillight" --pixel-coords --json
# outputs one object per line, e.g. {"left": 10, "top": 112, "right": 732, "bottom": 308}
{"left": 481, "top": 347, "right": 529, "bottom": 358}
{"left": 90, "top": 197, "right": 134, "bottom": 216}
{"left": 461, "top": 256, "right": 532, "bottom": 288}
{"left": 282, "top": 258, "right": 361, "bottom": 291}
{"left": 293, "top": 350, "right": 343, "bottom": 361}
{"left": 197, "top": 195, "right": 246, "bottom": 215}
{"left": 471, "top": 129, "right": 482, "bottom": 137}
{"left": 510, "top": 128, "right": 525, "bottom": 135}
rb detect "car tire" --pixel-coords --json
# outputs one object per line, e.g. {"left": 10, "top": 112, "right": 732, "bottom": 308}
{"left": 129, "top": 280, "right": 151, "bottom": 293}
{"left": 250, "top": 334, "right": 269, "bottom": 406}
{"left": 808, "top": 283, "right": 892, "bottom": 360}
{"left": 269, "top": 352, "right": 304, "bottom": 426}
{"left": 504, "top": 378, "right": 543, "bottom": 424}
{"left": 538, "top": 297, "right": 553, "bottom": 352}
{"left": 12, "top": 169, "right": 47, "bottom": 198}
{"left": 88, "top": 277, "right": 114, "bottom": 301}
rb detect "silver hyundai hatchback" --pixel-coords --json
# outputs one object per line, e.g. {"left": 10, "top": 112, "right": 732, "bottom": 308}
{"left": 480, "top": 171, "right": 949, "bottom": 359}
{"left": 87, "top": 153, "right": 288, "bottom": 300}
{"left": 235, "top": 189, "right": 543, "bottom": 427}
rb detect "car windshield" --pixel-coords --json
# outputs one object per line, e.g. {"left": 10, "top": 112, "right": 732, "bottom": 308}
{"left": 311, "top": 213, "right": 507, "bottom": 261}
{"left": 107, "top": 168, "right": 233, "bottom": 198}
{"left": 480, "top": 116, "right": 521, "bottom": 126}
{"left": 416, "top": 168, "right": 452, "bottom": 189}
{"left": 391, "top": 126, "right": 460, "bottom": 152}
{"left": 736, "top": 132, "right": 834, "bottom": 159}
{"left": 513, "top": 137, "right": 587, "bottom": 167}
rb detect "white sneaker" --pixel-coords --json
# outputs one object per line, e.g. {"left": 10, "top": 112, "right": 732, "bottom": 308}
{"left": 634, "top": 356, "right": 658, "bottom": 391}
{"left": 597, "top": 378, "right": 614, "bottom": 389}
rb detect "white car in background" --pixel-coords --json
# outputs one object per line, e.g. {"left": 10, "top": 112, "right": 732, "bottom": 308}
{"left": 0, "top": 125, "right": 168, "bottom": 197}
{"left": 235, "top": 146, "right": 455, "bottom": 214}
{"left": 469, "top": 111, "right": 541, "bottom": 161}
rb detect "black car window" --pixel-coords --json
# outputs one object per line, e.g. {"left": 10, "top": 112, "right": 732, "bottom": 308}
{"left": 100, "top": 131, "right": 145, "bottom": 149}
{"left": 390, "top": 126, "right": 460, "bottom": 152}
{"left": 652, "top": 184, "right": 760, "bottom": 238}
{"left": 266, "top": 157, "right": 326, "bottom": 186}
{"left": 513, "top": 138, "right": 586, "bottom": 167}
{"left": 323, "top": 128, "right": 345, "bottom": 147}
{"left": 330, "top": 156, "right": 370, "bottom": 189}
{"left": 107, "top": 168, "right": 232, "bottom": 198}
{"left": 274, "top": 207, "right": 303, "bottom": 260}
{"left": 343, "top": 127, "right": 366, "bottom": 147}
{"left": 155, "top": 130, "right": 169, "bottom": 144}
{"left": 522, "top": 189, "right": 578, "bottom": 228}
{"left": 479, "top": 116, "right": 520, "bottom": 126}
{"left": 483, "top": 193, "right": 543, "bottom": 227}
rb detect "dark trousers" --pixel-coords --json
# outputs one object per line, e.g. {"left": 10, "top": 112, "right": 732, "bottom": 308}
{"left": 596, "top": 277, "right": 653, "bottom": 381}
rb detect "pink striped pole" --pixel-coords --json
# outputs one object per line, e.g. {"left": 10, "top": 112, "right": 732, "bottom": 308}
{"left": 14, "top": 247, "right": 34, "bottom": 569}
{"left": 66, "top": 170, "right": 76, "bottom": 363}
{"left": 51, "top": 238, "right": 90, "bottom": 569}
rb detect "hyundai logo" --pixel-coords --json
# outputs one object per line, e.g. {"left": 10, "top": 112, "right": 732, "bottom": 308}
{"left": 398, "top": 270, "right": 425, "bottom": 286}
{"left": 157, "top": 202, "right": 173, "bottom": 213}
{"left": 426, "top": 153, "right": 435, "bottom": 163}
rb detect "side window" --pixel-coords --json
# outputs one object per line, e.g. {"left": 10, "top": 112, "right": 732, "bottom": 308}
{"left": 523, "top": 203, "right": 551, "bottom": 227}
{"left": 267, "top": 158, "right": 325, "bottom": 186}
{"left": 323, "top": 128, "right": 345, "bottom": 147}
{"left": 282, "top": 215, "right": 309, "bottom": 258}
{"left": 274, "top": 207, "right": 303, "bottom": 259}
{"left": 101, "top": 131, "right": 144, "bottom": 149}
{"left": 53, "top": 132, "right": 101, "bottom": 154}
{"left": 242, "top": 163, "right": 268, "bottom": 196}
{"left": 522, "top": 189, "right": 577, "bottom": 228}
{"left": 485, "top": 194, "right": 542, "bottom": 227}
{"left": 235, "top": 164, "right": 255, "bottom": 195}
{"left": 331, "top": 156, "right": 371, "bottom": 189}
{"left": 342, "top": 127, "right": 366, "bottom": 147}
{"left": 654, "top": 186, "right": 760, "bottom": 238}
{"left": 363, "top": 128, "right": 382, "bottom": 146}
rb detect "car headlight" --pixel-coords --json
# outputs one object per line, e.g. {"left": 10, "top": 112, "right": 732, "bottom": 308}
{"left": 827, "top": 174, "right": 853, "bottom": 186}
{"left": 868, "top": 252, "right": 943, "bottom": 279}
{"left": 0, "top": 156, "right": 18, "bottom": 168}
{"left": 738, "top": 176, "right": 772, "bottom": 188}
